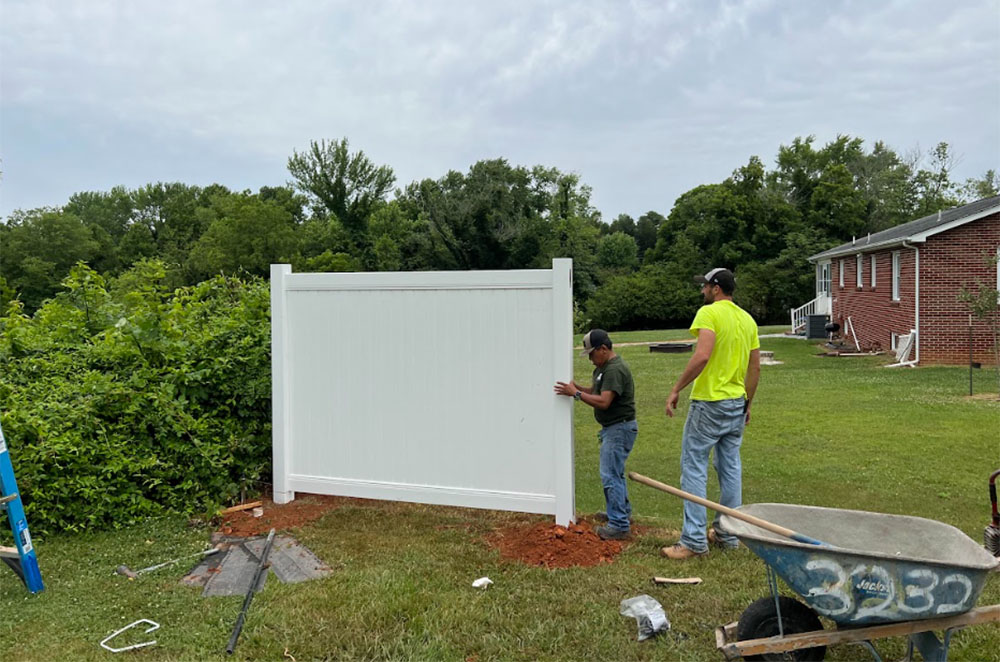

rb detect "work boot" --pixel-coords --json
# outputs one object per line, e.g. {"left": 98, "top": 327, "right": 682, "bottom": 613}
{"left": 660, "top": 543, "right": 707, "bottom": 560}
{"left": 708, "top": 527, "right": 739, "bottom": 550}
{"left": 595, "top": 525, "right": 631, "bottom": 541}
{"left": 593, "top": 512, "right": 634, "bottom": 525}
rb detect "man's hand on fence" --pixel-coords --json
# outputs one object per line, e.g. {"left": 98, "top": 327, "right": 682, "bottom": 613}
{"left": 554, "top": 381, "right": 578, "bottom": 397}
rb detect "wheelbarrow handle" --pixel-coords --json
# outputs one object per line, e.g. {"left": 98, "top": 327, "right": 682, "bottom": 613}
{"left": 627, "top": 472, "right": 826, "bottom": 546}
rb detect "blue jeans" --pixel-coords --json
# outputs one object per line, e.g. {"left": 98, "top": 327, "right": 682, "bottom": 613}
{"left": 679, "top": 398, "right": 745, "bottom": 552}
{"left": 599, "top": 419, "right": 638, "bottom": 532}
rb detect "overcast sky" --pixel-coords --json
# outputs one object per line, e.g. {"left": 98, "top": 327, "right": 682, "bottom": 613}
{"left": 2, "top": 0, "right": 998, "bottom": 222}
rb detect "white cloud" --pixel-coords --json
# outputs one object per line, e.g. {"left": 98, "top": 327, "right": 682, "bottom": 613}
{"left": 1, "top": 0, "right": 997, "bottom": 218}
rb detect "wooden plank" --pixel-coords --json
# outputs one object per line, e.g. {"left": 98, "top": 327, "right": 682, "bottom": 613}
{"left": 652, "top": 576, "right": 702, "bottom": 585}
{"left": 219, "top": 501, "right": 263, "bottom": 515}
{"left": 715, "top": 623, "right": 739, "bottom": 662}
{"left": 722, "top": 605, "right": 1000, "bottom": 657}
{"left": 0, "top": 546, "right": 19, "bottom": 558}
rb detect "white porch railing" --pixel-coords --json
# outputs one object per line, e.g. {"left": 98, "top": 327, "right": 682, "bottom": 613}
{"left": 790, "top": 297, "right": 819, "bottom": 333}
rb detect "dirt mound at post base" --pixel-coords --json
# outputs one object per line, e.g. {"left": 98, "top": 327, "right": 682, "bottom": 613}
{"left": 487, "top": 520, "right": 628, "bottom": 568}
{"left": 218, "top": 495, "right": 345, "bottom": 537}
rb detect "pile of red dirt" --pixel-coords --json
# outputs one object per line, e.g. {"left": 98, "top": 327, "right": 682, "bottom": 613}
{"left": 487, "top": 520, "right": 630, "bottom": 568}
{"left": 217, "top": 495, "right": 345, "bottom": 537}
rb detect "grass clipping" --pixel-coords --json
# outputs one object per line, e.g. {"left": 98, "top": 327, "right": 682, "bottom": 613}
{"left": 487, "top": 520, "right": 627, "bottom": 568}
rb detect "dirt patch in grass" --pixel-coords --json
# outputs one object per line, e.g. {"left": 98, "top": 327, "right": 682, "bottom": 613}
{"left": 217, "top": 495, "right": 346, "bottom": 537}
{"left": 964, "top": 392, "right": 1000, "bottom": 402}
{"left": 486, "top": 518, "right": 635, "bottom": 568}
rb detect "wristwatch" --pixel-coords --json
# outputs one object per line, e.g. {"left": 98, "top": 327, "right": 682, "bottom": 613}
{"left": 574, "top": 391, "right": 583, "bottom": 401}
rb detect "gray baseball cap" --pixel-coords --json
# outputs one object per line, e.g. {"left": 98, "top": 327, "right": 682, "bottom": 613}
{"left": 581, "top": 329, "right": 612, "bottom": 355}
{"left": 693, "top": 267, "right": 735, "bottom": 290}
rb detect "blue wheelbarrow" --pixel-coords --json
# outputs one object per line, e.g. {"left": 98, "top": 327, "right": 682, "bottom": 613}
{"left": 629, "top": 472, "right": 1000, "bottom": 661}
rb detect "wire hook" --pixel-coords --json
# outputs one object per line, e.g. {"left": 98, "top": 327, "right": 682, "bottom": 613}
{"left": 99, "top": 618, "right": 160, "bottom": 653}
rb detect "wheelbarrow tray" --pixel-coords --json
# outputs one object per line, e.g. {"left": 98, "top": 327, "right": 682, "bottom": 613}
{"left": 718, "top": 504, "right": 1000, "bottom": 626}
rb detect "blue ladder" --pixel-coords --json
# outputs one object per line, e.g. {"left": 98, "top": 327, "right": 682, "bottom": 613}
{"left": 0, "top": 420, "right": 44, "bottom": 593}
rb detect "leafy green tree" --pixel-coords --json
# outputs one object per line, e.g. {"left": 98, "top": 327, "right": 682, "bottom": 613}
{"left": 367, "top": 201, "right": 436, "bottom": 271}
{"left": 187, "top": 194, "right": 298, "bottom": 280}
{"left": 911, "top": 142, "right": 962, "bottom": 216}
{"left": 300, "top": 250, "right": 363, "bottom": 272}
{"left": 0, "top": 274, "right": 15, "bottom": 313}
{"left": 806, "top": 163, "right": 867, "bottom": 240}
{"left": 606, "top": 213, "right": 635, "bottom": 236}
{"left": 851, "top": 141, "right": 918, "bottom": 233}
{"left": 257, "top": 185, "right": 308, "bottom": 224}
{"left": 399, "top": 159, "right": 589, "bottom": 272}
{"left": 635, "top": 211, "right": 663, "bottom": 261}
{"left": 130, "top": 182, "right": 204, "bottom": 246}
{"left": 0, "top": 208, "right": 100, "bottom": 310}
{"left": 586, "top": 261, "right": 701, "bottom": 330}
{"left": 596, "top": 231, "right": 639, "bottom": 273}
{"left": 287, "top": 138, "right": 395, "bottom": 238}
{"left": 962, "top": 169, "right": 1000, "bottom": 201}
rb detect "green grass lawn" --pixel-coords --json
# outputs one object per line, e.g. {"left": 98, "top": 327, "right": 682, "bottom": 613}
{"left": 2, "top": 328, "right": 999, "bottom": 661}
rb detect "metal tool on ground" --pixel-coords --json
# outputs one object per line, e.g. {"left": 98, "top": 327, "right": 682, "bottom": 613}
{"left": 986, "top": 468, "right": 1000, "bottom": 556}
{"left": 99, "top": 619, "right": 160, "bottom": 653}
{"left": 0, "top": 419, "right": 44, "bottom": 594}
{"left": 627, "top": 471, "right": 827, "bottom": 546}
{"left": 226, "top": 528, "right": 276, "bottom": 655}
{"left": 116, "top": 547, "right": 220, "bottom": 579}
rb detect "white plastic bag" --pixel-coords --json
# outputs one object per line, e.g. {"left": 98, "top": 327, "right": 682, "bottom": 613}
{"left": 619, "top": 594, "right": 670, "bottom": 641}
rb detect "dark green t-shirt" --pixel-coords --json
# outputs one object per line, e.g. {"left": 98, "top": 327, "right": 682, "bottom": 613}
{"left": 591, "top": 355, "right": 636, "bottom": 427}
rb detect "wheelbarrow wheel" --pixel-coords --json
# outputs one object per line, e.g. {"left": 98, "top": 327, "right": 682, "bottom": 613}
{"left": 736, "top": 596, "right": 826, "bottom": 661}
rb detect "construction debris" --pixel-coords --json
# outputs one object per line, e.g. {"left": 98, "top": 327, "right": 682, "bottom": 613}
{"left": 182, "top": 534, "right": 331, "bottom": 596}
{"left": 219, "top": 501, "right": 263, "bottom": 515}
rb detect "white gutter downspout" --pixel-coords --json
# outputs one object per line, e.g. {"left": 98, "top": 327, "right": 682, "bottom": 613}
{"left": 902, "top": 239, "right": 919, "bottom": 364}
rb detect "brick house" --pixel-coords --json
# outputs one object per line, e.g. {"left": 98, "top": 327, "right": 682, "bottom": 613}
{"left": 797, "top": 196, "right": 1000, "bottom": 364}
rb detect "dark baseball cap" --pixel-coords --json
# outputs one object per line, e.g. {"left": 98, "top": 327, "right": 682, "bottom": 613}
{"left": 693, "top": 268, "right": 735, "bottom": 290}
{"left": 581, "top": 329, "right": 612, "bottom": 355}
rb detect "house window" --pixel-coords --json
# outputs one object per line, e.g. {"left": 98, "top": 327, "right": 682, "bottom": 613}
{"left": 856, "top": 255, "right": 863, "bottom": 288}
{"left": 839, "top": 259, "right": 844, "bottom": 288}
{"left": 818, "top": 262, "right": 831, "bottom": 295}
{"left": 871, "top": 255, "right": 876, "bottom": 288}
{"left": 892, "top": 251, "right": 900, "bottom": 301}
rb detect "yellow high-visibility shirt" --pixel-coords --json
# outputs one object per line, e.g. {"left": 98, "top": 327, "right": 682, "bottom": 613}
{"left": 690, "top": 300, "right": 759, "bottom": 401}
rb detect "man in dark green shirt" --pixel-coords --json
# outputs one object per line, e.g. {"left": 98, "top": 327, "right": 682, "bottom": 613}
{"left": 555, "top": 329, "right": 637, "bottom": 540}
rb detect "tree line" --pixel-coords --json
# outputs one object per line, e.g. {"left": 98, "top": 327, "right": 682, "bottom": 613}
{"left": 2, "top": 136, "right": 996, "bottom": 327}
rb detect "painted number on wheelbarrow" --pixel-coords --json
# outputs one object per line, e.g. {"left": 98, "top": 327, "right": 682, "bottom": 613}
{"left": 803, "top": 559, "right": 852, "bottom": 616}
{"left": 936, "top": 574, "right": 973, "bottom": 615}
{"left": 803, "top": 560, "right": 975, "bottom": 620}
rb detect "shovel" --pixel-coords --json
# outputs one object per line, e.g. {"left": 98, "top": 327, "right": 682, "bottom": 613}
{"left": 628, "top": 471, "right": 827, "bottom": 546}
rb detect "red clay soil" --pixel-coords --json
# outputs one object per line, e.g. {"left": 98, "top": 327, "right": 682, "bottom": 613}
{"left": 217, "top": 495, "right": 345, "bottom": 537}
{"left": 218, "top": 497, "right": 635, "bottom": 570}
{"left": 486, "top": 519, "right": 631, "bottom": 569}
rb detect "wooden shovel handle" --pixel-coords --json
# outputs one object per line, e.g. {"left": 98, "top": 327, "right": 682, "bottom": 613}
{"left": 627, "top": 471, "right": 825, "bottom": 546}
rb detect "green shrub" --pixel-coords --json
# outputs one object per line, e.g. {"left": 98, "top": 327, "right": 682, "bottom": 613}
{"left": 586, "top": 264, "right": 701, "bottom": 331}
{"left": 0, "top": 261, "right": 271, "bottom": 534}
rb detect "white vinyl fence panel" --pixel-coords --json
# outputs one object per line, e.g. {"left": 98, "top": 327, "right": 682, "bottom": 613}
{"left": 271, "top": 259, "right": 575, "bottom": 524}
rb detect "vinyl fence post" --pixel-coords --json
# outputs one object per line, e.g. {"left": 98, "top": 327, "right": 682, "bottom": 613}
{"left": 551, "top": 258, "right": 575, "bottom": 526}
{"left": 271, "top": 264, "right": 294, "bottom": 504}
